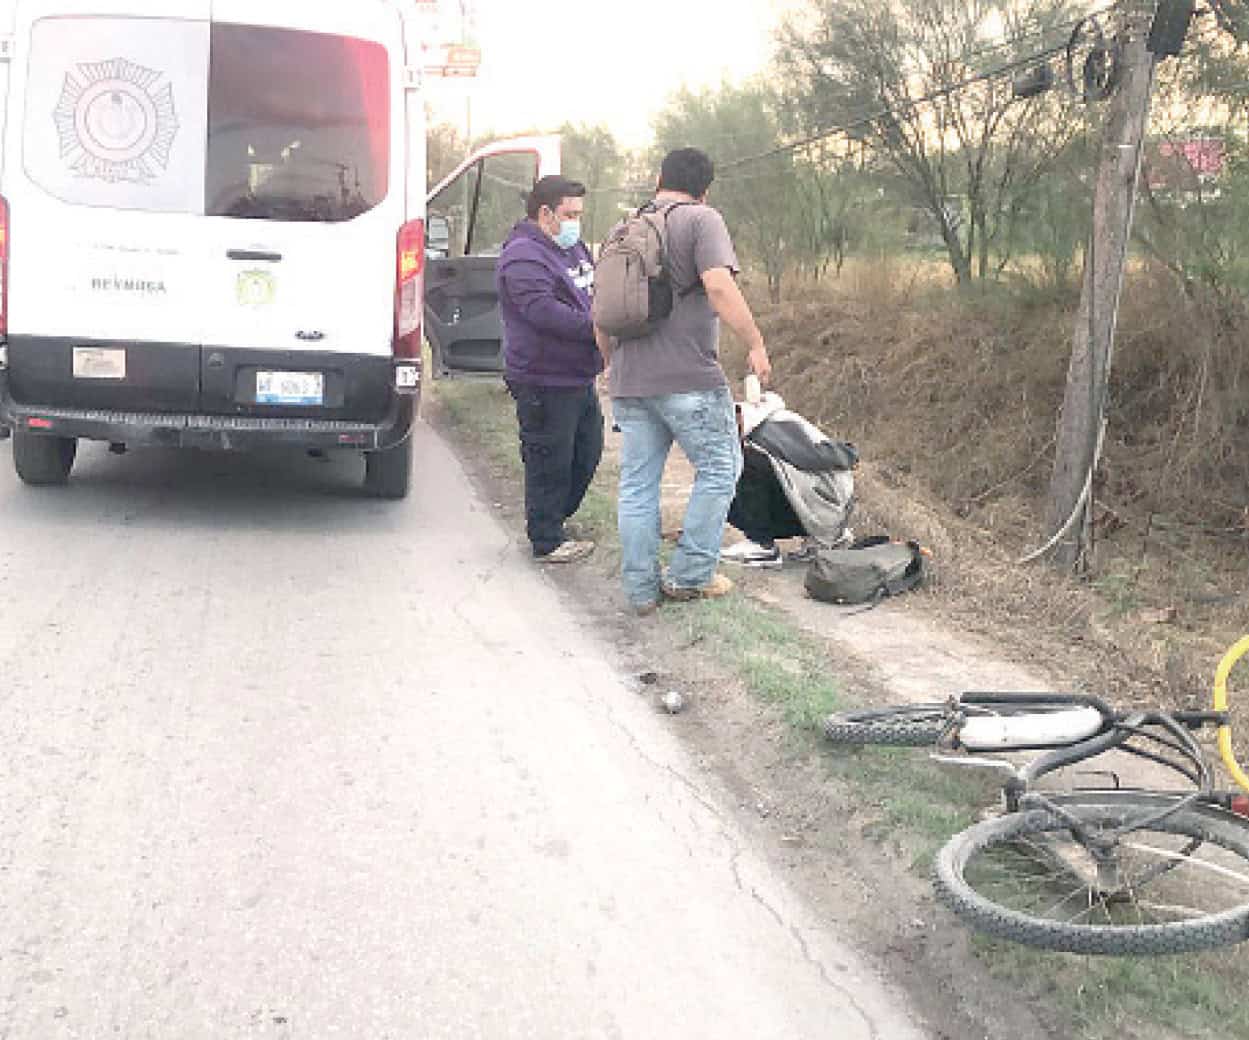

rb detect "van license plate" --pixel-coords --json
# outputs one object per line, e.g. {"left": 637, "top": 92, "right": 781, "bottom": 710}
{"left": 73, "top": 347, "right": 126, "bottom": 380}
{"left": 257, "top": 371, "right": 324, "bottom": 406}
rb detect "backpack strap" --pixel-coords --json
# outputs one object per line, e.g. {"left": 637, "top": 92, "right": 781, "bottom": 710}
{"left": 883, "top": 542, "right": 925, "bottom": 597}
{"left": 644, "top": 200, "right": 703, "bottom": 298}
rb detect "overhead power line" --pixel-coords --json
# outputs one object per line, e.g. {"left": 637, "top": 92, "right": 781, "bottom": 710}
{"left": 717, "top": 1, "right": 1130, "bottom": 173}
{"left": 586, "top": 0, "right": 1213, "bottom": 196}
{"left": 585, "top": 28, "right": 1098, "bottom": 197}
{"left": 718, "top": 43, "right": 1073, "bottom": 172}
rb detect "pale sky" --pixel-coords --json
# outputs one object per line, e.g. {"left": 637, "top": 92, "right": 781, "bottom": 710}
{"left": 422, "top": 0, "right": 799, "bottom": 148}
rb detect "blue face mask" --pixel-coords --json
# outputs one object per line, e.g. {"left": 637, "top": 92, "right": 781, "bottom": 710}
{"left": 554, "top": 219, "right": 581, "bottom": 250}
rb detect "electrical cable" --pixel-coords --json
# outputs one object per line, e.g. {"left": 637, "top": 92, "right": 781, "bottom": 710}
{"left": 718, "top": 3, "right": 1128, "bottom": 174}
{"left": 584, "top": 3, "right": 1131, "bottom": 197}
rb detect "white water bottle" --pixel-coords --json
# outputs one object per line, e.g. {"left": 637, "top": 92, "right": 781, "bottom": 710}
{"left": 744, "top": 374, "right": 762, "bottom": 404}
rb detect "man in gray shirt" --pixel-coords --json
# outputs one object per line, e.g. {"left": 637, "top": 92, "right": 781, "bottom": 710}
{"left": 599, "top": 148, "right": 772, "bottom": 614}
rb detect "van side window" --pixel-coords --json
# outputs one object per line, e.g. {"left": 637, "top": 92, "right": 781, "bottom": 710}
{"left": 206, "top": 25, "right": 390, "bottom": 222}
{"left": 427, "top": 165, "right": 478, "bottom": 260}
{"left": 470, "top": 153, "right": 539, "bottom": 256}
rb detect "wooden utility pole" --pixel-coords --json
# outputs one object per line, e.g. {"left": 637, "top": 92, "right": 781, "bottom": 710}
{"left": 1044, "top": 21, "right": 1156, "bottom": 571}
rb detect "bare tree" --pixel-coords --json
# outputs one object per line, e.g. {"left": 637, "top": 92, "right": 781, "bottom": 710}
{"left": 777, "top": 0, "right": 1080, "bottom": 284}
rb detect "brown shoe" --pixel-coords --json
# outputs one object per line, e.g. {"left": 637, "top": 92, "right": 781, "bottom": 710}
{"left": 661, "top": 572, "right": 734, "bottom": 601}
{"left": 537, "top": 540, "right": 595, "bottom": 564}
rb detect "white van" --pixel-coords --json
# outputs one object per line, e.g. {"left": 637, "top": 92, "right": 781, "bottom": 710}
{"left": 0, "top": 0, "right": 559, "bottom": 498}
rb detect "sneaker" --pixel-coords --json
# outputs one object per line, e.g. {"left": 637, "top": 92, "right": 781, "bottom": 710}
{"left": 786, "top": 530, "right": 855, "bottom": 563}
{"left": 720, "top": 539, "right": 782, "bottom": 568}
{"left": 661, "top": 572, "right": 734, "bottom": 601}
{"left": 785, "top": 537, "right": 820, "bottom": 563}
{"left": 632, "top": 600, "right": 660, "bottom": 617}
{"left": 537, "top": 539, "right": 595, "bottom": 564}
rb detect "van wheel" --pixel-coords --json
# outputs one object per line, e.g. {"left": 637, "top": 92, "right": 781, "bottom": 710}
{"left": 364, "top": 437, "right": 412, "bottom": 500}
{"left": 13, "top": 432, "right": 77, "bottom": 486}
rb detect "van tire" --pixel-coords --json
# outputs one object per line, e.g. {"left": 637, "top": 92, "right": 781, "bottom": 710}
{"left": 364, "top": 437, "right": 412, "bottom": 499}
{"left": 13, "top": 432, "right": 77, "bottom": 486}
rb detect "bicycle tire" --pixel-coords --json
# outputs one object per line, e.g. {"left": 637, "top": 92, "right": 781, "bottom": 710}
{"left": 933, "top": 793, "right": 1249, "bottom": 955}
{"left": 824, "top": 696, "right": 1108, "bottom": 748}
{"left": 823, "top": 704, "right": 954, "bottom": 746}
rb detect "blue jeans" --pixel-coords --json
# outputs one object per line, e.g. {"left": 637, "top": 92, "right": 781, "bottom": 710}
{"left": 613, "top": 388, "right": 743, "bottom": 608}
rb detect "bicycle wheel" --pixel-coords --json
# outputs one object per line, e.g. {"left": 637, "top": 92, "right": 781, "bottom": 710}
{"left": 934, "top": 793, "right": 1249, "bottom": 955}
{"left": 823, "top": 704, "right": 955, "bottom": 746}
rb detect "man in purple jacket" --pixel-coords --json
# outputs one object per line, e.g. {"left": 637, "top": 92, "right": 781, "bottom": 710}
{"left": 497, "top": 175, "right": 604, "bottom": 563}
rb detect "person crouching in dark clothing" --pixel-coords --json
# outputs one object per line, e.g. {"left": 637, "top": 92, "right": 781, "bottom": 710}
{"left": 497, "top": 175, "right": 604, "bottom": 564}
{"left": 724, "top": 443, "right": 806, "bottom": 567}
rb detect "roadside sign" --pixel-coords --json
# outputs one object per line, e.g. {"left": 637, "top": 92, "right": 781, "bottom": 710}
{"left": 423, "top": 44, "right": 482, "bottom": 78}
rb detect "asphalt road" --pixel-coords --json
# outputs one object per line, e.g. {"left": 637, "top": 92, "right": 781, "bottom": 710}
{"left": 0, "top": 422, "right": 926, "bottom": 1039}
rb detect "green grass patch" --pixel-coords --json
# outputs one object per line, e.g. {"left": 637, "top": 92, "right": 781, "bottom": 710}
{"left": 830, "top": 742, "right": 992, "bottom": 868}
{"left": 672, "top": 593, "right": 992, "bottom": 846}
{"left": 431, "top": 378, "right": 619, "bottom": 546}
{"left": 430, "top": 380, "right": 519, "bottom": 472}
{"left": 675, "top": 595, "right": 842, "bottom": 731}
{"left": 975, "top": 937, "right": 1249, "bottom": 1040}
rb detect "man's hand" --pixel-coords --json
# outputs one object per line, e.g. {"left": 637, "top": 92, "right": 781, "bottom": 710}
{"left": 747, "top": 345, "right": 772, "bottom": 384}
{"left": 594, "top": 326, "right": 615, "bottom": 367}
{"left": 702, "top": 268, "right": 771, "bottom": 384}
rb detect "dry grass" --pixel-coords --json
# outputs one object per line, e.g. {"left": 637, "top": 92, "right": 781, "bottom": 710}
{"left": 724, "top": 258, "right": 1249, "bottom": 751}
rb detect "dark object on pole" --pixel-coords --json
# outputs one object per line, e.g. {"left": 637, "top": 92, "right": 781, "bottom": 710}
{"left": 1012, "top": 62, "right": 1055, "bottom": 99}
{"left": 1148, "top": 0, "right": 1196, "bottom": 57}
{"left": 1066, "top": 16, "right": 1123, "bottom": 102}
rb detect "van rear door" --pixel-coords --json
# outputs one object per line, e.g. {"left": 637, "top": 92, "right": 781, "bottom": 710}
{"left": 424, "top": 137, "right": 561, "bottom": 378}
{"left": 197, "top": 2, "right": 402, "bottom": 420}
{"left": 5, "top": 3, "right": 211, "bottom": 412}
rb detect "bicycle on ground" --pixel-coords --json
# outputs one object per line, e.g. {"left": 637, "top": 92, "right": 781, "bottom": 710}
{"left": 823, "top": 637, "right": 1249, "bottom": 955}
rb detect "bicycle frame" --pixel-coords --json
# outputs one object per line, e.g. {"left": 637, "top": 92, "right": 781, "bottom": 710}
{"left": 935, "top": 645, "right": 1249, "bottom": 818}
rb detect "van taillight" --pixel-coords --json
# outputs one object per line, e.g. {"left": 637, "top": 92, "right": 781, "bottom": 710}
{"left": 0, "top": 195, "right": 9, "bottom": 339}
{"left": 394, "top": 219, "right": 425, "bottom": 359}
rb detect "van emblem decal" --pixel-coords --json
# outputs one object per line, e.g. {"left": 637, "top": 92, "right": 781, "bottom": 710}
{"left": 54, "top": 58, "right": 179, "bottom": 184}
{"left": 237, "top": 270, "right": 277, "bottom": 308}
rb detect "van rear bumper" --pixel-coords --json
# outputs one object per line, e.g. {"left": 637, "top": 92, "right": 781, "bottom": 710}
{"left": 0, "top": 380, "right": 416, "bottom": 452}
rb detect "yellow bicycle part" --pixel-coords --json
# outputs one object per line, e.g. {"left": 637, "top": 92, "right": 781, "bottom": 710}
{"left": 1214, "top": 635, "right": 1249, "bottom": 793}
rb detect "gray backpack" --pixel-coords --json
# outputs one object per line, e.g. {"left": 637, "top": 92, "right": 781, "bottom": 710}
{"left": 592, "top": 201, "right": 694, "bottom": 340}
{"left": 804, "top": 536, "right": 926, "bottom": 606}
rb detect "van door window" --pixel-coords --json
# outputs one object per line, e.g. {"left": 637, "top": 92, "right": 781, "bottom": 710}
{"left": 468, "top": 152, "right": 540, "bottom": 255}
{"left": 206, "top": 25, "right": 390, "bottom": 222}
{"left": 426, "top": 151, "right": 538, "bottom": 259}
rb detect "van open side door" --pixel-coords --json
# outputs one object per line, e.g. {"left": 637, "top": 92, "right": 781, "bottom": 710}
{"left": 423, "top": 135, "right": 560, "bottom": 378}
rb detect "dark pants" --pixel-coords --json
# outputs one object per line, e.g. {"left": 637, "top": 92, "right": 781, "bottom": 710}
{"left": 506, "top": 379, "right": 604, "bottom": 556}
{"left": 728, "top": 444, "right": 804, "bottom": 546}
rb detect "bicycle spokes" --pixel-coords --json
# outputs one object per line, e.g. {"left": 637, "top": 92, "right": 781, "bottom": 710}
{"left": 967, "top": 820, "right": 1249, "bottom": 928}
